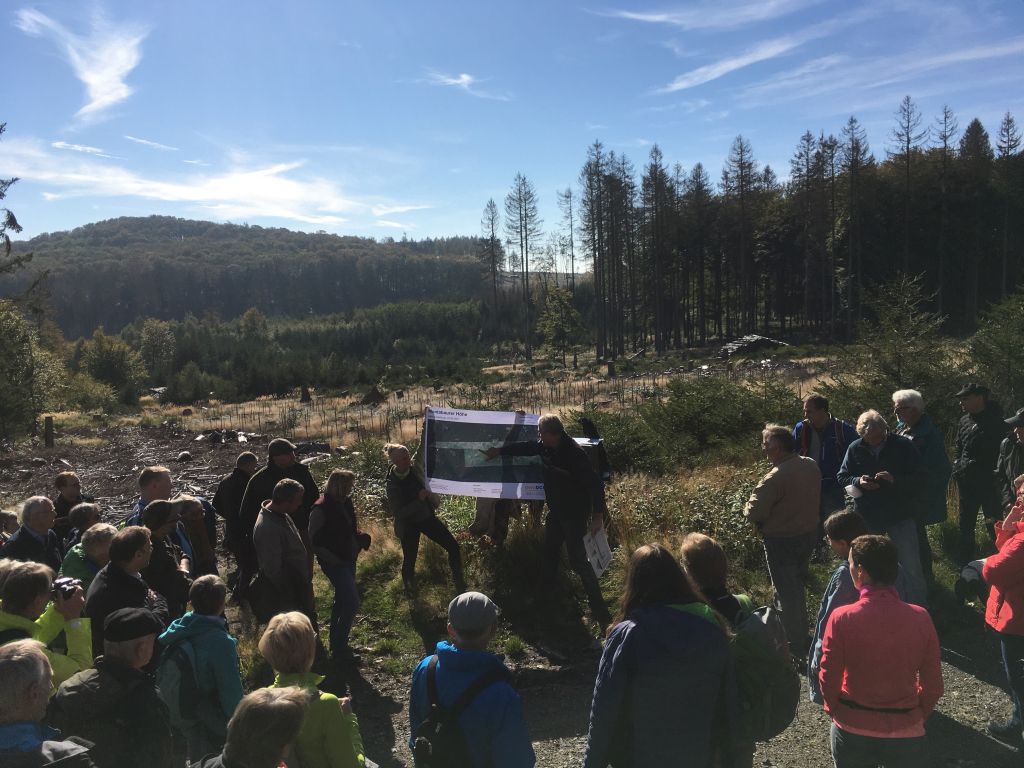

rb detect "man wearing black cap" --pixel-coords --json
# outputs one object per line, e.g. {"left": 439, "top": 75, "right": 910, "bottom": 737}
{"left": 49, "top": 607, "right": 178, "bottom": 768}
{"left": 997, "top": 408, "right": 1024, "bottom": 515}
{"left": 235, "top": 439, "right": 319, "bottom": 601}
{"left": 953, "top": 383, "right": 1008, "bottom": 564}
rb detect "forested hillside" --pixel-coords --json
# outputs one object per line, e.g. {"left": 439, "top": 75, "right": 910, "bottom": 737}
{"left": 1, "top": 216, "right": 486, "bottom": 337}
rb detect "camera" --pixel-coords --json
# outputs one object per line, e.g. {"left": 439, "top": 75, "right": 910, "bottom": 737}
{"left": 51, "top": 577, "right": 82, "bottom": 600}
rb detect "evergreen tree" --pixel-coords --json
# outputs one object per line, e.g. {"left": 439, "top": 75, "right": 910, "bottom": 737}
{"left": 888, "top": 95, "right": 927, "bottom": 273}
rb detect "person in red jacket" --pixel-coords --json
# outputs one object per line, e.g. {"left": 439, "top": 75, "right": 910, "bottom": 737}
{"left": 983, "top": 493, "right": 1024, "bottom": 744}
{"left": 819, "top": 534, "right": 943, "bottom": 767}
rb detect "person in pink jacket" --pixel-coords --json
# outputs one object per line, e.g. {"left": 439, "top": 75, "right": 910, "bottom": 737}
{"left": 983, "top": 491, "right": 1024, "bottom": 744}
{"left": 819, "top": 534, "right": 943, "bottom": 767}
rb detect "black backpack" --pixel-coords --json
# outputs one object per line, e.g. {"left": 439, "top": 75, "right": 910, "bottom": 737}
{"left": 412, "top": 655, "right": 510, "bottom": 768}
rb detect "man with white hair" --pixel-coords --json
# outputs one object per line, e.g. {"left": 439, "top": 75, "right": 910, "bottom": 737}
{"left": 0, "top": 640, "right": 95, "bottom": 766}
{"left": 0, "top": 497, "right": 63, "bottom": 571}
{"left": 837, "top": 410, "right": 928, "bottom": 606}
{"left": 893, "top": 389, "right": 952, "bottom": 585}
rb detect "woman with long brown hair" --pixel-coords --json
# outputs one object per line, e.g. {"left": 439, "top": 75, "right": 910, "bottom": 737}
{"left": 584, "top": 543, "right": 736, "bottom": 768}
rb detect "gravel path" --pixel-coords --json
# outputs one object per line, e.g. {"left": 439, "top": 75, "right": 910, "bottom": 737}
{"left": 355, "top": 647, "right": 1022, "bottom": 768}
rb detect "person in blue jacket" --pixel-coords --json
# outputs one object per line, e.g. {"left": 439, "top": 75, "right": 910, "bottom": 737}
{"left": 808, "top": 510, "right": 911, "bottom": 705}
{"left": 409, "top": 592, "right": 534, "bottom": 768}
{"left": 584, "top": 543, "right": 737, "bottom": 768}
{"left": 158, "top": 574, "right": 244, "bottom": 761}
{"left": 793, "top": 395, "right": 859, "bottom": 527}
{"left": 836, "top": 410, "right": 928, "bottom": 606}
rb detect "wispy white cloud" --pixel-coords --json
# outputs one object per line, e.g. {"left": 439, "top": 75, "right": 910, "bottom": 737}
{"left": 0, "top": 137, "right": 426, "bottom": 229}
{"left": 653, "top": 7, "right": 878, "bottom": 93}
{"left": 420, "top": 71, "right": 512, "bottom": 101}
{"left": 741, "top": 37, "right": 1024, "bottom": 106}
{"left": 51, "top": 140, "right": 117, "bottom": 159}
{"left": 639, "top": 99, "right": 711, "bottom": 114}
{"left": 182, "top": 159, "right": 209, "bottom": 166}
{"left": 599, "top": 0, "right": 820, "bottom": 32}
{"left": 657, "top": 36, "right": 804, "bottom": 92}
{"left": 124, "top": 135, "right": 179, "bottom": 151}
{"left": 15, "top": 8, "right": 148, "bottom": 122}
{"left": 586, "top": 122, "right": 609, "bottom": 131}
{"left": 375, "top": 219, "right": 412, "bottom": 229}
{"left": 371, "top": 204, "right": 431, "bottom": 217}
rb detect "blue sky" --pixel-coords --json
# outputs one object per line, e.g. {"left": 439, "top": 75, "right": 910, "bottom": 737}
{"left": 2, "top": 0, "right": 1023, "bottom": 243}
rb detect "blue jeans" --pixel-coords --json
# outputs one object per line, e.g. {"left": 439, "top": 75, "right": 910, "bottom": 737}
{"left": 830, "top": 723, "right": 925, "bottom": 767}
{"left": 884, "top": 518, "right": 927, "bottom": 609}
{"left": 1000, "top": 632, "right": 1024, "bottom": 729}
{"left": 321, "top": 562, "right": 358, "bottom": 655}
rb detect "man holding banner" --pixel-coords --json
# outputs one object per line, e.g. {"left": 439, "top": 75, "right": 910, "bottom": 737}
{"left": 480, "top": 413, "right": 613, "bottom": 631}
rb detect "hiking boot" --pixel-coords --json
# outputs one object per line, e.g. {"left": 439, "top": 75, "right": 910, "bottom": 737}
{"left": 987, "top": 719, "right": 1023, "bottom": 743}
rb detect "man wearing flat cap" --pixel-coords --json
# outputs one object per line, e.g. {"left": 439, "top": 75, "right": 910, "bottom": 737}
{"left": 49, "top": 607, "right": 179, "bottom": 768}
{"left": 235, "top": 439, "right": 319, "bottom": 601}
{"left": 953, "top": 383, "right": 1008, "bottom": 564}
{"left": 408, "top": 592, "right": 535, "bottom": 767}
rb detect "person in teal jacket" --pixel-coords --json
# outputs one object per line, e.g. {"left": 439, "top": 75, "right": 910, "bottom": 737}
{"left": 157, "top": 575, "right": 244, "bottom": 761}
{"left": 58, "top": 524, "right": 117, "bottom": 593}
{"left": 260, "top": 611, "right": 365, "bottom": 768}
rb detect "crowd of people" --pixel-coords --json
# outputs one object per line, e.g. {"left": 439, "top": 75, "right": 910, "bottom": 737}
{"left": 0, "top": 388, "right": 1021, "bottom": 767}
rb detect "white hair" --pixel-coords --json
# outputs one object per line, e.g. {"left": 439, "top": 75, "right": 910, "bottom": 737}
{"left": 82, "top": 523, "right": 118, "bottom": 559}
{"left": 19, "top": 496, "right": 52, "bottom": 527}
{"left": 856, "top": 409, "right": 889, "bottom": 436}
{"left": 538, "top": 413, "right": 564, "bottom": 434}
{"left": 892, "top": 389, "right": 925, "bottom": 412}
{"left": 0, "top": 640, "right": 50, "bottom": 723}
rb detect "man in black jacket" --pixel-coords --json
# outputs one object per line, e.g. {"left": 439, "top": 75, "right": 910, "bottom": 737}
{"left": 140, "top": 502, "right": 192, "bottom": 620}
{"left": 482, "top": 413, "right": 611, "bottom": 628}
{"left": 953, "top": 383, "right": 1008, "bottom": 564}
{"left": 236, "top": 440, "right": 318, "bottom": 600}
{"left": 85, "top": 527, "right": 169, "bottom": 658}
{"left": 0, "top": 497, "right": 63, "bottom": 571}
{"left": 49, "top": 607, "right": 179, "bottom": 768}
{"left": 212, "top": 452, "right": 259, "bottom": 595}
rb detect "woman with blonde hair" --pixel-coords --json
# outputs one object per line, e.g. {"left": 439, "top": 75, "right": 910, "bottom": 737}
{"left": 308, "top": 469, "right": 370, "bottom": 661}
{"left": 260, "top": 611, "right": 365, "bottom": 768}
{"left": 383, "top": 443, "right": 464, "bottom": 595}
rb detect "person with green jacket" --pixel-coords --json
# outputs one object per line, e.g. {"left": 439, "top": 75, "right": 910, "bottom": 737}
{"left": 259, "top": 611, "right": 365, "bottom": 768}
{"left": 59, "top": 524, "right": 117, "bottom": 593}
{"left": 0, "top": 561, "right": 92, "bottom": 690}
{"left": 157, "top": 575, "right": 244, "bottom": 762}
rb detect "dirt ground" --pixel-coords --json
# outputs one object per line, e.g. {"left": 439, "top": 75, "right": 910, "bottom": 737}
{"left": 1, "top": 425, "right": 1021, "bottom": 767}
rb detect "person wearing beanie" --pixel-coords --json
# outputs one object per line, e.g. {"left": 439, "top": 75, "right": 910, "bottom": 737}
{"left": 408, "top": 592, "right": 534, "bottom": 767}
{"left": 49, "top": 607, "right": 179, "bottom": 768}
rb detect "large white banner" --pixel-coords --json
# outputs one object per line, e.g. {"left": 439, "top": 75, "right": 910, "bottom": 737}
{"left": 422, "top": 407, "right": 547, "bottom": 500}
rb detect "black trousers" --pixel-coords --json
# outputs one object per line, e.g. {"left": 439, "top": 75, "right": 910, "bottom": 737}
{"left": 400, "top": 515, "right": 464, "bottom": 590}
{"left": 544, "top": 511, "right": 611, "bottom": 628}
{"left": 957, "top": 480, "right": 1001, "bottom": 564}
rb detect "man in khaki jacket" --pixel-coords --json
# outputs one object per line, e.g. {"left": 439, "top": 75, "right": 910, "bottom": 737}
{"left": 744, "top": 423, "right": 822, "bottom": 657}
